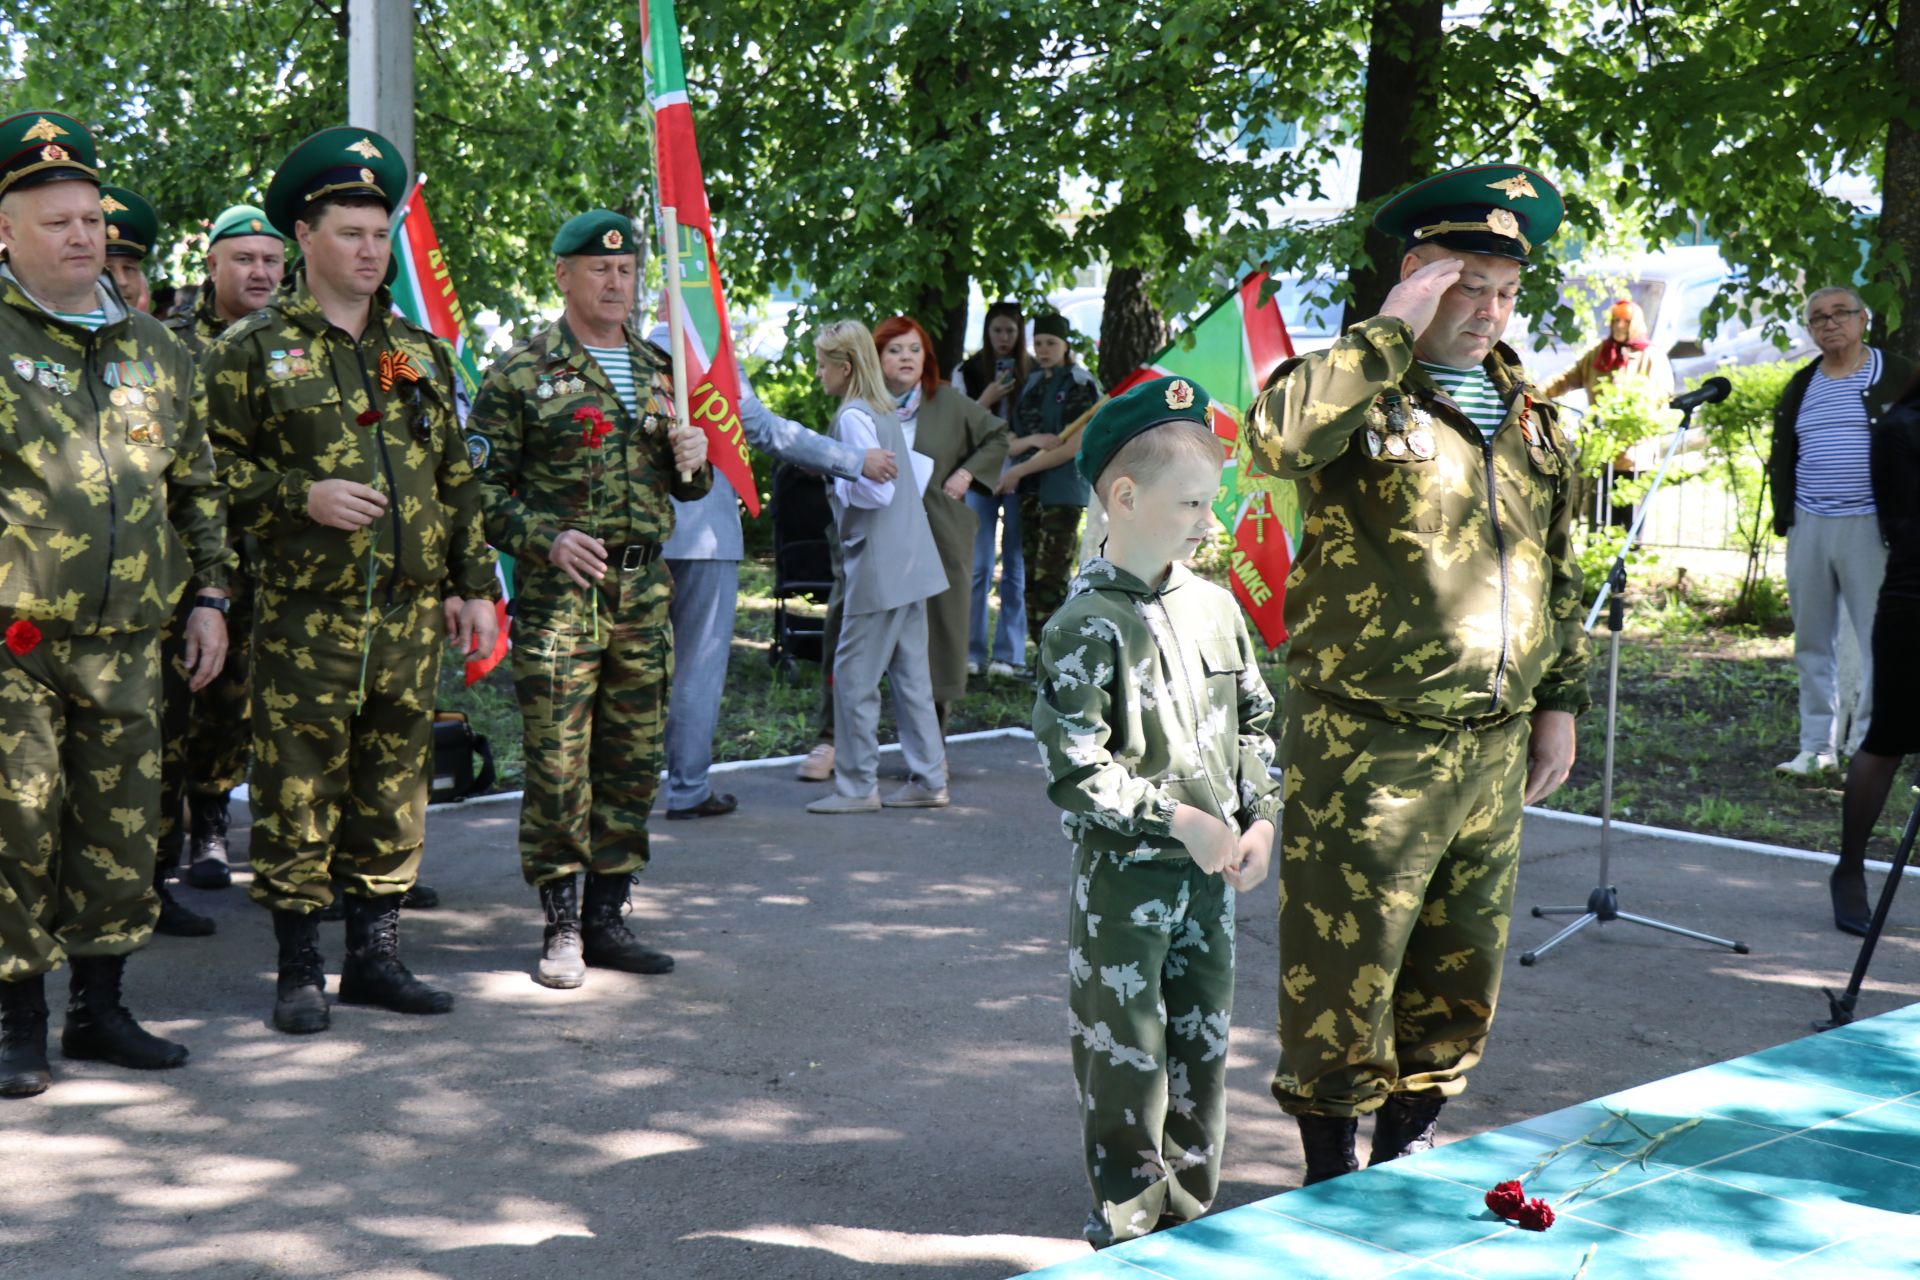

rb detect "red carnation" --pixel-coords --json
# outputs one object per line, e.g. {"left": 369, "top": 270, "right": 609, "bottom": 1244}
{"left": 1484, "top": 1180, "right": 1526, "bottom": 1220}
{"left": 5, "top": 619, "right": 40, "bottom": 656}
{"left": 1514, "top": 1198, "right": 1555, "bottom": 1232}
{"left": 356, "top": 409, "right": 380, "bottom": 426}
{"left": 574, "top": 405, "right": 613, "bottom": 449}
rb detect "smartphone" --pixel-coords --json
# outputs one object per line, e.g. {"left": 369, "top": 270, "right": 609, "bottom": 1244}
{"left": 995, "top": 356, "right": 1014, "bottom": 386}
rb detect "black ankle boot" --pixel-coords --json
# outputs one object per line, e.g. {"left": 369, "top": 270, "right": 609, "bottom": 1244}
{"left": 337, "top": 894, "right": 454, "bottom": 1014}
{"left": 184, "top": 791, "right": 233, "bottom": 890}
{"left": 1296, "top": 1114, "right": 1359, "bottom": 1185}
{"left": 60, "top": 955, "right": 189, "bottom": 1070}
{"left": 1369, "top": 1094, "right": 1446, "bottom": 1166}
{"left": 581, "top": 872, "right": 674, "bottom": 975}
{"left": 153, "top": 863, "right": 216, "bottom": 938}
{"left": 535, "top": 876, "right": 586, "bottom": 990}
{"left": 1830, "top": 864, "right": 1872, "bottom": 937}
{"left": 0, "top": 975, "right": 51, "bottom": 1097}
{"left": 271, "top": 909, "right": 329, "bottom": 1035}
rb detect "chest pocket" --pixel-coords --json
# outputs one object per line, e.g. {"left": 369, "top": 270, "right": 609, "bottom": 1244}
{"left": 1195, "top": 636, "right": 1246, "bottom": 721}
{"left": 265, "top": 373, "right": 342, "bottom": 419}
{"left": 1357, "top": 447, "right": 1445, "bottom": 534}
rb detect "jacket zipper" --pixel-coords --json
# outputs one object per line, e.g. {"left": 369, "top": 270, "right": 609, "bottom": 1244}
{"left": 1143, "top": 596, "right": 1229, "bottom": 825}
{"left": 84, "top": 334, "right": 119, "bottom": 631}
{"left": 1482, "top": 390, "right": 1524, "bottom": 715}
{"left": 346, "top": 333, "right": 403, "bottom": 605}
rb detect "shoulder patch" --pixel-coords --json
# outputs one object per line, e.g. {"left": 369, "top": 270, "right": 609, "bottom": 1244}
{"left": 466, "top": 432, "right": 490, "bottom": 472}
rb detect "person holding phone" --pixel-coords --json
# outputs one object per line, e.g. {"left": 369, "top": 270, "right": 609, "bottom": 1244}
{"left": 955, "top": 302, "right": 1033, "bottom": 677}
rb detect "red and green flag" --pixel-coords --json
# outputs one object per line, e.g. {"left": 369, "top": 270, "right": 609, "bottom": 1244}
{"left": 1110, "top": 273, "right": 1298, "bottom": 648}
{"left": 639, "top": 0, "right": 760, "bottom": 516}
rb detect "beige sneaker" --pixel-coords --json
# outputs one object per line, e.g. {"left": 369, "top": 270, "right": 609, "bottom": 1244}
{"left": 882, "top": 781, "right": 950, "bottom": 808}
{"left": 806, "top": 790, "right": 880, "bottom": 814}
{"left": 796, "top": 743, "right": 834, "bottom": 782}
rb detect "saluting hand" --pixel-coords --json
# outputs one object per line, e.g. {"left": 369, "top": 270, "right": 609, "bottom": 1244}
{"left": 549, "top": 529, "right": 608, "bottom": 589}
{"left": 671, "top": 422, "right": 709, "bottom": 475}
{"left": 1378, "top": 256, "right": 1465, "bottom": 342}
{"left": 308, "top": 479, "right": 389, "bottom": 530}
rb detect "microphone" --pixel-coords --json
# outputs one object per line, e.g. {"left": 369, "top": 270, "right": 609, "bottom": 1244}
{"left": 1669, "top": 376, "right": 1732, "bottom": 412}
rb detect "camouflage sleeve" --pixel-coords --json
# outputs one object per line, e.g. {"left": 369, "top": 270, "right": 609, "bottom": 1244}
{"left": 1246, "top": 315, "right": 1417, "bottom": 479}
{"left": 170, "top": 350, "right": 233, "bottom": 591}
{"left": 1531, "top": 412, "right": 1591, "bottom": 716}
{"left": 204, "top": 330, "right": 312, "bottom": 539}
{"left": 1231, "top": 616, "right": 1282, "bottom": 828}
{"left": 1031, "top": 617, "right": 1179, "bottom": 839}
{"left": 954, "top": 390, "right": 1008, "bottom": 487}
{"left": 468, "top": 357, "right": 556, "bottom": 562}
{"left": 432, "top": 355, "right": 499, "bottom": 602}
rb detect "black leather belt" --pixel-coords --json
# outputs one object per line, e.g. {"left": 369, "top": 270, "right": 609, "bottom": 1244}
{"left": 606, "top": 541, "right": 662, "bottom": 571}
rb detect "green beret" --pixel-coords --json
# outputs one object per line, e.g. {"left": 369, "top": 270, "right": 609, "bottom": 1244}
{"left": 1374, "top": 164, "right": 1562, "bottom": 265}
{"left": 1076, "top": 375, "right": 1214, "bottom": 487}
{"left": 99, "top": 185, "right": 158, "bottom": 261}
{"left": 1033, "top": 313, "right": 1071, "bottom": 341}
{"left": 208, "top": 204, "right": 285, "bottom": 246}
{"left": 552, "top": 209, "right": 637, "bottom": 257}
{"left": 264, "top": 125, "right": 407, "bottom": 237}
{"left": 0, "top": 110, "right": 98, "bottom": 199}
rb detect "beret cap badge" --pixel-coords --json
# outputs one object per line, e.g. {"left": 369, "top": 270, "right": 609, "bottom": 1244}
{"left": 602, "top": 229, "right": 624, "bottom": 250}
{"left": 250, "top": 218, "right": 263, "bottom": 231}
{"left": 1165, "top": 379, "right": 1195, "bottom": 411}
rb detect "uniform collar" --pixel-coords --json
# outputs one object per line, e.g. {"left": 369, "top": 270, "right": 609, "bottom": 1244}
{"left": 278, "top": 266, "right": 396, "bottom": 340}
{"left": 1403, "top": 341, "right": 1537, "bottom": 423}
{"left": 1076, "top": 556, "right": 1191, "bottom": 599}
{"left": 0, "top": 262, "right": 127, "bottom": 332}
{"left": 543, "top": 316, "right": 637, "bottom": 395}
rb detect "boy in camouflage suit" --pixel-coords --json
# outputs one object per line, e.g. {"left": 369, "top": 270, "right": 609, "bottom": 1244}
{"left": 1033, "top": 376, "right": 1279, "bottom": 1247}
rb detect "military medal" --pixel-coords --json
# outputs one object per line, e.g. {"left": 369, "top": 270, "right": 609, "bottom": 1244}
{"left": 537, "top": 380, "right": 555, "bottom": 400}
{"left": 1365, "top": 429, "right": 1384, "bottom": 458}
{"left": 1385, "top": 433, "right": 1408, "bottom": 458}
{"left": 127, "top": 387, "right": 145, "bottom": 407}
{"left": 1406, "top": 428, "right": 1436, "bottom": 460}
{"left": 268, "top": 349, "right": 290, "bottom": 378}
{"left": 109, "top": 387, "right": 128, "bottom": 406}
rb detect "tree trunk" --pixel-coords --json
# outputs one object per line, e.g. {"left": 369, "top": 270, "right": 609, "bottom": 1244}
{"left": 1881, "top": 0, "right": 1920, "bottom": 360}
{"left": 1097, "top": 266, "right": 1170, "bottom": 392}
{"left": 1342, "top": 0, "right": 1447, "bottom": 327}
{"left": 909, "top": 53, "right": 975, "bottom": 379}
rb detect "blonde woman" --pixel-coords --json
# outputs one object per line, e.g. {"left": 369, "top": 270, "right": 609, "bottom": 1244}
{"left": 806, "top": 321, "right": 951, "bottom": 814}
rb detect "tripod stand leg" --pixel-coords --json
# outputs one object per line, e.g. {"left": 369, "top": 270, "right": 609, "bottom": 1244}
{"left": 1817, "top": 782, "right": 1920, "bottom": 1032}
{"left": 1611, "top": 911, "right": 1748, "bottom": 953}
{"left": 1519, "top": 913, "right": 1599, "bottom": 966}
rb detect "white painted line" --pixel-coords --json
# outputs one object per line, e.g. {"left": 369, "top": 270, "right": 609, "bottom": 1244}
{"left": 1524, "top": 805, "right": 1920, "bottom": 880}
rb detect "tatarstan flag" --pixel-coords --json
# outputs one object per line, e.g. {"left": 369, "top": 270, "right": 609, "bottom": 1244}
{"left": 1110, "top": 273, "right": 1297, "bottom": 647}
{"left": 639, "top": 0, "right": 760, "bottom": 516}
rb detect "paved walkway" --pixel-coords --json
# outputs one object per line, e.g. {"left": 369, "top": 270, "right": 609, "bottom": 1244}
{"left": 3, "top": 736, "right": 1916, "bottom": 1279}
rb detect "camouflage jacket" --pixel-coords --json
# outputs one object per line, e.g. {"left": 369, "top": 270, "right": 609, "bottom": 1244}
{"left": 467, "top": 318, "right": 713, "bottom": 600}
{"left": 202, "top": 273, "right": 498, "bottom": 603}
{"left": 1247, "top": 315, "right": 1590, "bottom": 729}
{"left": 0, "top": 267, "right": 230, "bottom": 638}
{"left": 164, "top": 284, "right": 228, "bottom": 364}
{"left": 1033, "top": 557, "right": 1281, "bottom": 859}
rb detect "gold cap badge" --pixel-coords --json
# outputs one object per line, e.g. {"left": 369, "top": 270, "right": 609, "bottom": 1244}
{"left": 358, "top": 168, "right": 375, "bottom": 183}
{"left": 1486, "top": 207, "right": 1521, "bottom": 239}
{"left": 347, "top": 137, "right": 383, "bottom": 160}
{"left": 250, "top": 218, "right": 263, "bottom": 232}
{"left": 1487, "top": 174, "right": 1539, "bottom": 201}
{"left": 39, "top": 144, "right": 68, "bottom": 163}
{"left": 1165, "top": 379, "right": 1195, "bottom": 411}
{"left": 100, "top": 194, "right": 128, "bottom": 213}
{"left": 107, "top": 225, "right": 120, "bottom": 239}
{"left": 602, "top": 229, "right": 624, "bottom": 250}
{"left": 23, "top": 117, "right": 68, "bottom": 143}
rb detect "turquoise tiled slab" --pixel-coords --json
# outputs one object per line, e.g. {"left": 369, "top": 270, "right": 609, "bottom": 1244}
{"left": 1689, "top": 1131, "right": 1920, "bottom": 1218}
{"left": 1799, "top": 1096, "right": 1920, "bottom": 1169}
{"left": 1772, "top": 1227, "right": 1920, "bottom": 1278}
{"left": 1561, "top": 1168, "right": 1887, "bottom": 1269}
{"left": 1108, "top": 1203, "right": 1416, "bottom": 1279}
{"left": 1431, "top": 1214, "right": 1723, "bottom": 1280}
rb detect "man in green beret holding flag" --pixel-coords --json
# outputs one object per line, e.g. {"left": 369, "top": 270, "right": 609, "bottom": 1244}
{"left": 468, "top": 208, "right": 710, "bottom": 991}
{"left": 0, "top": 111, "right": 232, "bottom": 1097}
{"left": 1247, "top": 165, "right": 1589, "bottom": 1183}
{"left": 203, "top": 126, "right": 499, "bottom": 1036}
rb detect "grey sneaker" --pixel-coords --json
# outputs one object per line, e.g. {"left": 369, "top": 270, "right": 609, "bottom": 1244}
{"left": 806, "top": 790, "right": 881, "bottom": 814}
{"left": 882, "top": 781, "right": 950, "bottom": 809}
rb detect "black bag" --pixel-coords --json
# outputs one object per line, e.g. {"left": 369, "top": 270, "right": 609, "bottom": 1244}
{"left": 431, "top": 710, "right": 497, "bottom": 803}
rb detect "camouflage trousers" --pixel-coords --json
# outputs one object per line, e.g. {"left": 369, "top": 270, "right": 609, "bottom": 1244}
{"left": 158, "top": 569, "right": 253, "bottom": 859}
{"left": 513, "top": 560, "right": 671, "bottom": 886}
{"left": 1271, "top": 683, "right": 1530, "bottom": 1118}
{"left": 246, "top": 586, "right": 442, "bottom": 914}
{"left": 0, "top": 631, "right": 162, "bottom": 979}
{"left": 1020, "top": 496, "right": 1084, "bottom": 648}
{"left": 1069, "top": 848, "right": 1236, "bottom": 1248}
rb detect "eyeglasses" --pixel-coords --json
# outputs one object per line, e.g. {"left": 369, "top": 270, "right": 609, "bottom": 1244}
{"left": 1807, "top": 308, "right": 1864, "bottom": 328}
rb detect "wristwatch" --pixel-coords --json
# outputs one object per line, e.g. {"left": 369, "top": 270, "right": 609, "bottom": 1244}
{"left": 193, "top": 595, "right": 232, "bottom": 615}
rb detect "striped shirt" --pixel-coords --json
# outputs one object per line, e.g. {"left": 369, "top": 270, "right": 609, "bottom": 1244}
{"left": 583, "top": 344, "right": 640, "bottom": 420}
{"left": 56, "top": 308, "right": 107, "bottom": 331}
{"left": 1418, "top": 360, "right": 1506, "bottom": 434}
{"left": 1794, "top": 350, "right": 1881, "bottom": 517}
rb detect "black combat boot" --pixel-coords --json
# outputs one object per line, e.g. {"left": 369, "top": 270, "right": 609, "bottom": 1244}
{"left": 153, "top": 861, "right": 216, "bottom": 938}
{"left": 535, "top": 876, "right": 586, "bottom": 990}
{"left": 60, "top": 955, "right": 189, "bottom": 1070}
{"left": 1369, "top": 1093, "right": 1446, "bottom": 1166}
{"left": 581, "top": 872, "right": 675, "bottom": 975}
{"left": 1296, "top": 1114, "right": 1360, "bottom": 1186}
{"left": 0, "top": 975, "right": 51, "bottom": 1098}
{"left": 271, "top": 909, "right": 330, "bottom": 1035}
{"left": 399, "top": 884, "right": 441, "bottom": 910}
{"left": 183, "top": 791, "right": 233, "bottom": 890}
{"left": 336, "top": 894, "right": 455, "bottom": 1014}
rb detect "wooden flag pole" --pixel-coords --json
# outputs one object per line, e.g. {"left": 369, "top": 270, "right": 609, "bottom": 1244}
{"left": 660, "top": 204, "right": 694, "bottom": 484}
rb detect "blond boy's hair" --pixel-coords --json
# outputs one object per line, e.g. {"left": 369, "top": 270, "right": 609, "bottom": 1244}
{"left": 1095, "top": 419, "right": 1223, "bottom": 499}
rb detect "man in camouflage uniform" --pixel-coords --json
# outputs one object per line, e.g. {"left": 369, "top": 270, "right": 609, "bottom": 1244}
{"left": 469, "top": 209, "right": 710, "bottom": 990}
{"left": 99, "top": 185, "right": 157, "bottom": 315}
{"left": 152, "top": 205, "right": 289, "bottom": 923}
{"left": 0, "top": 112, "right": 232, "bottom": 1099}
{"left": 1246, "top": 165, "right": 1589, "bottom": 1182}
{"left": 204, "top": 127, "right": 499, "bottom": 1036}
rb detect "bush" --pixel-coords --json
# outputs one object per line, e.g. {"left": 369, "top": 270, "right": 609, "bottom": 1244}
{"left": 1694, "top": 361, "right": 1799, "bottom": 622}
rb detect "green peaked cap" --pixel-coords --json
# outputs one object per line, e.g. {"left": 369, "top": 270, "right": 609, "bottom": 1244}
{"left": 100, "top": 185, "right": 159, "bottom": 261}
{"left": 1373, "top": 164, "right": 1563, "bottom": 264}
{"left": 552, "top": 209, "right": 637, "bottom": 257}
{"left": 0, "top": 110, "right": 99, "bottom": 198}
{"left": 264, "top": 125, "right": 407, "bottom": 237}
{"left": 1076, "top": 374, "right": 1215, "bottom": 487}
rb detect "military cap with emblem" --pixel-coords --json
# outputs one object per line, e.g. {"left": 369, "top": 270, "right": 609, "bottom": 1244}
{"left": 1076, "top": 374, "right": 1214, "bottom": 487}
{"left": 99, "top": 185, "right": 159, "bottom": 261}
{"left": 208, "top": 203, "right": 286, "bottom": 246}
{"left": 264, "top": 125, "right": 408, "bottom": 237}
{"left": 1373, "top": 164, "right": 1562, "bottom": 265}
{"left": 0, "top": 110, "right": 99, "bottom": 199}
{"left": 551, "top": 209, "right": 637, "bottom": 257}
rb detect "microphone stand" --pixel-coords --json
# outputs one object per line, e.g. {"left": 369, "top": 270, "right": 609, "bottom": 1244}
{"left": 1520, "top": 395, "right": 1751, "bottom": 965}
{"left": 1814, "top": 777, "right": 1920, "bottom": 1031}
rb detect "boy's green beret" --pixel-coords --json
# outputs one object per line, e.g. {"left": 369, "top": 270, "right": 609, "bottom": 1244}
{"left": 208, "top": 204, "right": 285, "bottom": 245}
{"left": 552, "top": 209, "right": 636, "bottom": 257}
{"left": 100, "top": 185, "right": 158, "bottom": 261}
{"left": 1076, "top": 375, "right": 1214, "bottom": 487}
{"left": 1033, "top": 313, "right": 1071, "bottom": 341}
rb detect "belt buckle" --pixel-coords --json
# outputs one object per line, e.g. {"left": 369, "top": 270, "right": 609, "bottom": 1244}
{"left": 620, "top": 543, "right": 647, "bottom": 572}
